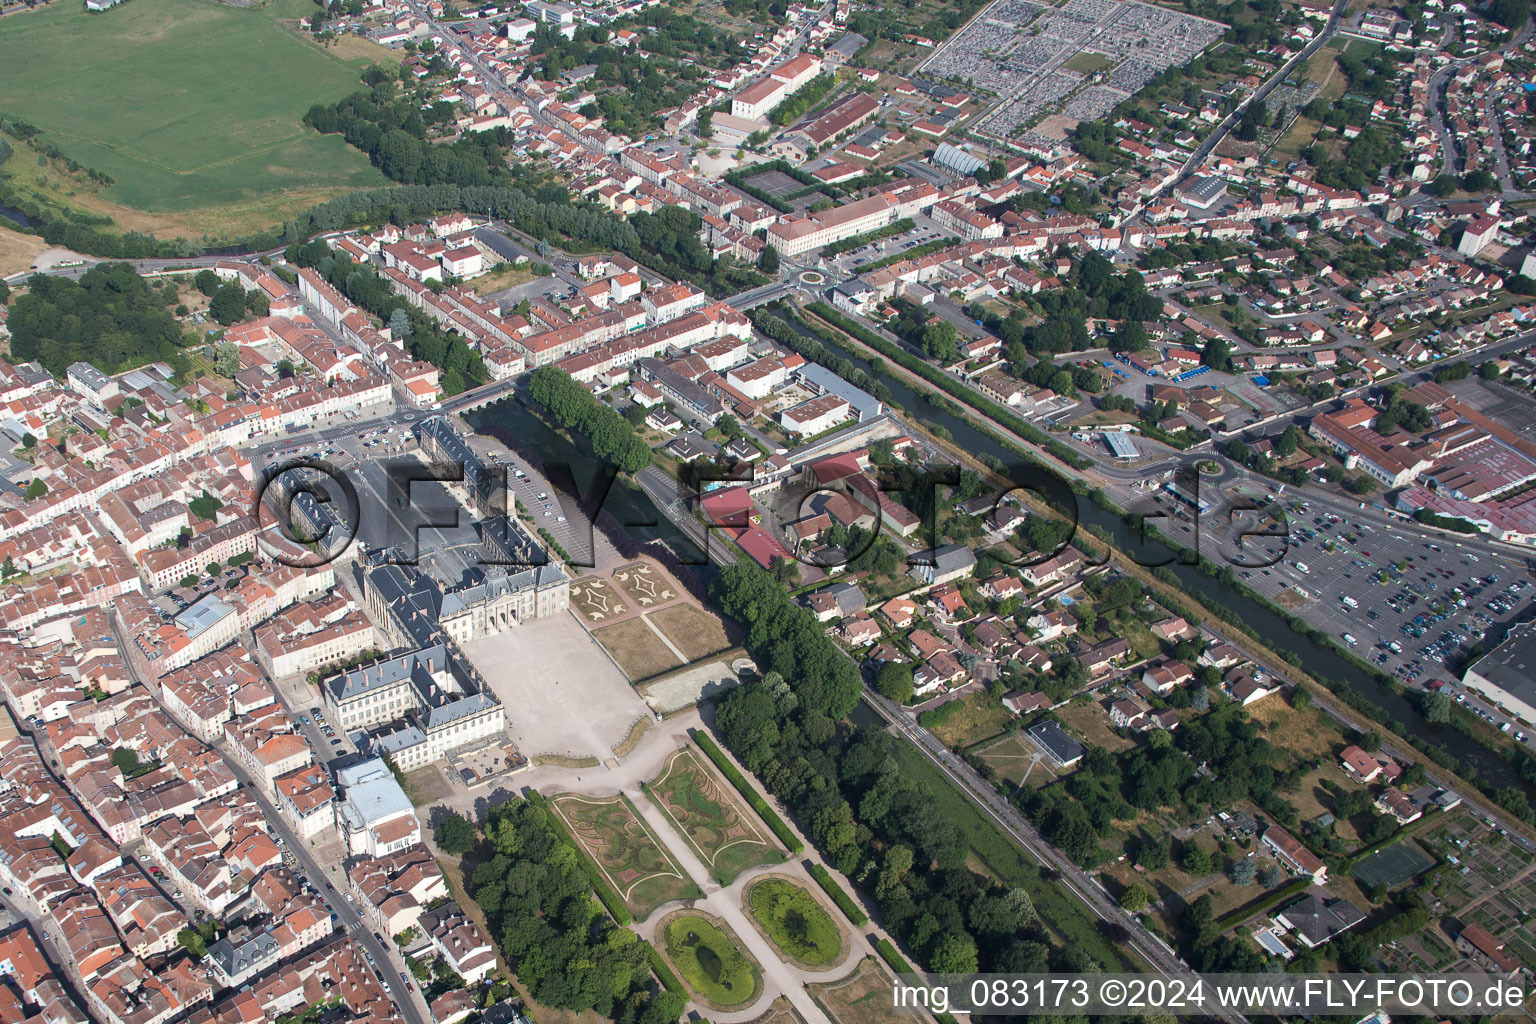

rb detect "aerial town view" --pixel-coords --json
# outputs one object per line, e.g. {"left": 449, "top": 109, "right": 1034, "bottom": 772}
{"left": 6, "top": 0, "right": 1536, "bottom": 1016}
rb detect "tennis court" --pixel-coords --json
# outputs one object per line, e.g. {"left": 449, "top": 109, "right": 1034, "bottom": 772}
{"left": 1352, "top": 841, "right": 1434, "bottom": 890}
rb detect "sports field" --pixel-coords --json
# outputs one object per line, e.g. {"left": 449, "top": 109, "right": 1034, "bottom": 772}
{"left": 0, "top": 0, "right": 388, "bottom": 235}
{"left": 1352, "top": 840, "right": 1435, "bottom": 891}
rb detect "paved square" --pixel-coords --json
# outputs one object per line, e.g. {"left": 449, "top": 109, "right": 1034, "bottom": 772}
{"left": 462, "top": 612, "right": 652, "bottom": 760}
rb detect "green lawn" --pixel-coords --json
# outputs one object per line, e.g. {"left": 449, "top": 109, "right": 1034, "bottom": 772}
{"left": 662, "top": 913, "right": 762, "bottom": 1009}
{"left": 746, "top": 878, "right": 843, "bottom": 968}
{"left": 0, "top": 0, "right": 386, "bottom": 220}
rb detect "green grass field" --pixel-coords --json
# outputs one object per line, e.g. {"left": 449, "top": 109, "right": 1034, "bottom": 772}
{"left": 746, "top": 878, "right": 844, "bottom": 968}
{"left": 0, "top": 0, "right": 386, "bottom": 229}
{"left": 662, "top": 913, "right": 761, "bottom": 1009}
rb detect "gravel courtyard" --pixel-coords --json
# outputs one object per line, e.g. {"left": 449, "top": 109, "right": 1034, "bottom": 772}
{"left": 463, "top": 611, "right": 652, "bottom": 761}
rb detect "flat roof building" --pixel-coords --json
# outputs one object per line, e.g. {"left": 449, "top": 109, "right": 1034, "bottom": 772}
{"left": 1464, "top": 620, "right": 1536, "bottom": 725}
{"left": 1028, "top": 720, "right": 1084, "bottom": 768}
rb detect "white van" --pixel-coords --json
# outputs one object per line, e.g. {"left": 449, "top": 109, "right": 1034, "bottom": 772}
{"left": 1343, "top": 633, "right": 1358, "bottom": 646}
{"left": 1342, "top": 595, "right": 1359, "bottom": 609}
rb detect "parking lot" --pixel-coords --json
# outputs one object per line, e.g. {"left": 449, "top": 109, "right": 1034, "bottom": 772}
{"left": 1197, "top": 496, "right": 1536, "bottom": 741}
{"left": 823, "top": 217, "right": 953, "bottom": 274}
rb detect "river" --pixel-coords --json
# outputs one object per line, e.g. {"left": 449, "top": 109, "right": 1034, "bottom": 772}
{"left": 0, "top": 203, "right": 33, "bottom": 230}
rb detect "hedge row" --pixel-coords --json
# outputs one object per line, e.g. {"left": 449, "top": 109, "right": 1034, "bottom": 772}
{"left": 691, "top": 730, "right": 804, "bottom": 854}
{"left": 808, "top": 863, "right": 869, "bottom": 927}
{"left": 526, "top": 791, "right": 633, "bottom": 925}
{"left": 643, "top": 939, "right": 683, "bottom": 993}
{"left": 874, "top": 937, "right": 914, "bottom": 974}
{"left": 803, "top": 303, "right": 1093, "bottom": 470}
{"left": 1213, "top": 877, "right": 1310, "bottom": 930}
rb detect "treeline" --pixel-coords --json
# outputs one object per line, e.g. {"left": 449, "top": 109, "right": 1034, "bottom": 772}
{"left": 0, "top": 177, "right": 201, "bottom": 259}
{"left": 710, "top": 561, "right": 1092, "bottom": 978}
{"left": 464, "top": 796, "right": 684, "bottom": 1024}
{"left": 8, "top": 264, "right": 189, "bottom": 377}
{"left": 303, "top": 68, "right": 511, "bottom": 187}
{"left": 297, "top": 184, "right": 761, "bottom": 300}
{"left": 750, "top": 308, "right": 893, "bottom": 405}
{"left": 528, "top": 366, "right": 652, "bottom": 472}
{"left": 770, "top": 74, "right": 836, "bottom": 127}
{"left": 820, "top": 218, "right": 915, "bottom": 259}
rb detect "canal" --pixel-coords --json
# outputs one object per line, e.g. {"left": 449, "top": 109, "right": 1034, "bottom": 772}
{"left": 765, "top": 306, "right": 1524, "bottom": 791}
{"left": 466, "top": 331, "right": 1521, "bottom": 791}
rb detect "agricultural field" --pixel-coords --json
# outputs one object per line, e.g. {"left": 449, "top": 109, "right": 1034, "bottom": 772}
{"left": 592, "top": 618, "right": 683, "bottom": 681}
{"left": 646, "top": 746, "right": 782, "bottom": 883}
{"left": 744, "top": 876, "right": 846, "bottom": 969}
{"left": 548, "top": 793, "right": 698, "bottom": 919}
{"left": 0, "top": 0, "right": 388, "bottom": 238}
{"left": 659, "top": 911, "right": 763, "bottom": 1010}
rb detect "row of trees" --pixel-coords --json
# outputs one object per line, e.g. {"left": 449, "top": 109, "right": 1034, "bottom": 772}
{"left": 710, "top": 560, "right": 1099, "bottom": 978}
{"left": 528, "top": 366, "right": 653, "bottom": 472}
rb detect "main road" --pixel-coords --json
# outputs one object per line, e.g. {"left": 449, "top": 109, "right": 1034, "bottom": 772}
{"left": 103, "top": 613, "right": 430, "bottom": 1024}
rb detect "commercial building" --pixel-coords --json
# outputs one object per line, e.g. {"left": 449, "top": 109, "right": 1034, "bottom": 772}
{"left": 1462, "top": 620, "right": 1536, "bottom": 725}
{"left": 335, "top": 759, "right": 422, "bottom": 858}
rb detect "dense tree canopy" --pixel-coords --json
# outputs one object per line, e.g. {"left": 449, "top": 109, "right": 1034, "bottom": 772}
{"left": 467, "top": 798, "right": 684, "bottom": 1024}
{"left": 9, "top": 263, "right": 188, "bottom": 376}
{"left": 528, "top": 366, "right": 653, "bottom": 473}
